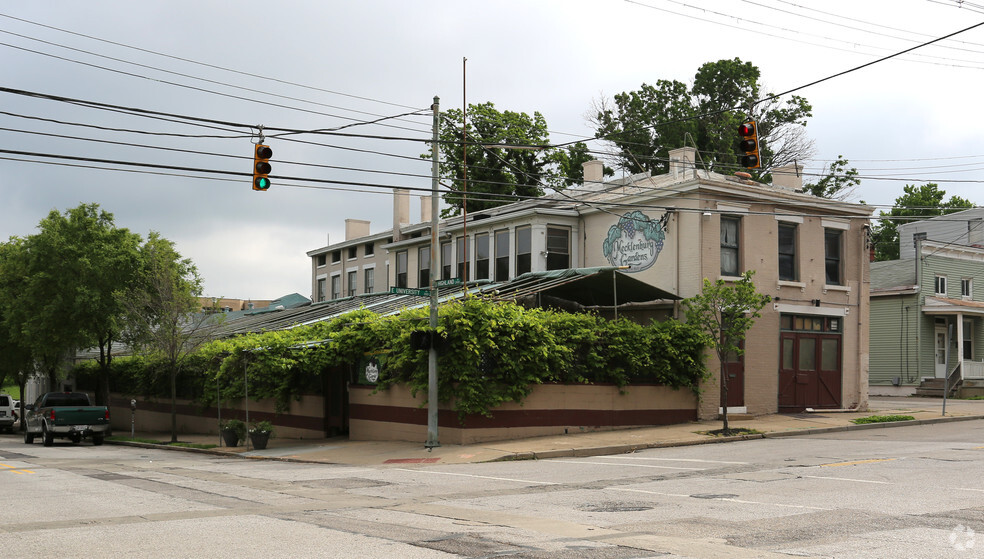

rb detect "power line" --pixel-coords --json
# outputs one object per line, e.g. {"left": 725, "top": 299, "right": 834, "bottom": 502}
{"left": 0, "top": 12, "right": 422, "bottom": 111}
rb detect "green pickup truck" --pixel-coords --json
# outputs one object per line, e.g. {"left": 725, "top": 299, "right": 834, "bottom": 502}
{"left": 24, "top": 392, "right": 110, "bottom": 446}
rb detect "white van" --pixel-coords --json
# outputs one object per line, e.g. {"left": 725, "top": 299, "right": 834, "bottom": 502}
{"left": 0, "top": 394, "right": 15, "bottom": 433}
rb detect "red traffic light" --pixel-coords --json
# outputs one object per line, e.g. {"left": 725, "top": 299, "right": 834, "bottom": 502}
{"left": 737, "top": 120, "right": 760, "bottom": 170}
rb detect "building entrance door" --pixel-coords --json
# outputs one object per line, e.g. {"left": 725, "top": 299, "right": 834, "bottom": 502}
{"left": 778, "top": 332, "right": 842, "bottom": 412}
{"left": 935, "top": 324, "right": 948, "bottom": 379}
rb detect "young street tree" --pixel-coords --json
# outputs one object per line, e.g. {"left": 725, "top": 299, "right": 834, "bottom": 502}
{"left": 121, "top": 233, "right": 217, "bottom": 443}
{"left": 591, "top": 58, "right": 814, "bottom": 179}
{"left": 684, "top": 271, "right": 771, "bottom": 434}
{"left": 872, "top": 183, "right": 974, "bottom": 261}
{"left": 427, "top": 102, "right": 610, "bottom": 216}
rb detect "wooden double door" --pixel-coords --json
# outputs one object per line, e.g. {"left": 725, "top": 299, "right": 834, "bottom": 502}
{"left": 779, "top": 332, "right": 842, "bottom": 412}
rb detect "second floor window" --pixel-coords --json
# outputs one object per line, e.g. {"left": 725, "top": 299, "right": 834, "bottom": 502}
{"left": 347, "top": 271, "right": 357, "bottom": 297}
{"left": 364, "top": 268, "right": 374, "bottom": 294}
{"left": 778, "top": 223, "right": 797, "bottom": 281}
{"left": 316, "top": 278, "right": 326, "bottom": 302}
{"left": 475, "top": 233, "right": 490, "bottom": 280}
{"left": 441, "top": 242, "right": 452, "bottom": 280}
{"left": 495, "top": 230, "right": 510, "bottom": 281}
{"left": 456, "top": 236, "right": 470, "bottom": 280}
{"left": 721, "top": 216, "right": 740, "bottom": 277}
{"left": 418, "top": 246, "right": 431, "bottom": 288}
{"left": 936, "top": 275, "right": 947, "bottom": 296}
{"left": 331, "top": 275, "right": 341, "bottom": 300}
{"left": 546, "top": 227, "right": 570, "bottom": 270}
{"left": 516, "top": 226, "right": 532, "bottom": 276}
{"left": 396, "top": 251, "right": 408, "bottom": 288}
{"left": 824, "top": 229, "right": 842, "bottom": 285}
{"left": 962, "top": 278, "right": 972, "bottom": 298}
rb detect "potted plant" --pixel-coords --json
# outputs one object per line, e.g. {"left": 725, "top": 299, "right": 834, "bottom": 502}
{"left": 248, "top": 420, "right": 275, "bottom": 450}
{"left": 219, "top": 418, "right": 246, "bottom": 447}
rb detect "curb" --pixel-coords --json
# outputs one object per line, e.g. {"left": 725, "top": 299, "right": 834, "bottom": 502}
{"left": 489, "top": 414, "right": 984, "bottom": 462}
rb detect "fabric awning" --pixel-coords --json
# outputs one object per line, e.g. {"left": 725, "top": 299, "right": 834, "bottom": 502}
{"left": 491, "top": 267, "right": 679, "bottom": 306}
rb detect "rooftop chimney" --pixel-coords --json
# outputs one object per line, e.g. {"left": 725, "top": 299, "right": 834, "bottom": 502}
{"left": 392, "top": 188, "right": 410, "bottom": 241}
{"left": 772, "top": 163, "right": 804, "bottom": 191}
{"left": 582, "top": 160, "right": 604, "bottom": 188}
{"left": 668, "top": 147, "right": 696, "bottom": 179}
{"left": 345, "top": 219, "right": 370, "bottom": 241}
{"left": 420, "top": 195, "right": 432, "bottom": 223}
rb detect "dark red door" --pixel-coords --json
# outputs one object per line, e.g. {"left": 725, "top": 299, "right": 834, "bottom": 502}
{"left": 722, "top": 348, "right": 745, "bottom": 408}
{"left": 779, "top": 332, "right": 841, "bottom": 412}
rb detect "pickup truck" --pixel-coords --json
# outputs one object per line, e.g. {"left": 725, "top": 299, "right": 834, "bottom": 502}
{"left": 23, "top": 392, "right": 110, "bottom": 446}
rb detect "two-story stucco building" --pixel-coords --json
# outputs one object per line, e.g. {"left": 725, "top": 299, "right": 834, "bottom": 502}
{"left": 307, "top": 147, "right": 873, "bottom": 418}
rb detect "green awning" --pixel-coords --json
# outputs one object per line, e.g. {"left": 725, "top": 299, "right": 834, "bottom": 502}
{"left": 499, "top": 267, "right": 679, "bottom": 306}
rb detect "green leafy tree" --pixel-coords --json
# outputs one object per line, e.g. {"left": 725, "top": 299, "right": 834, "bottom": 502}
{"left": 872, "top": 183, "right": 974, "bottom": 261}
{"left": 592, "top": 58, "right": 814, "bottom": 178}
{"left": 427, "top": 102, "right": 608, "bottom": 216}
{"left": 684, "top": 271, "right": 770, "bottom": 433}
{"left": 121, "top": 233, "right": 217, "bottom": 442}
{"left": 802, "top": 155, "right": 861, "bottom": 200}
{"left": 0, "top": 238, "right": 36, "bottom": 429}
{"left": 1, "top": 205, "right": 142, "bottom": 401}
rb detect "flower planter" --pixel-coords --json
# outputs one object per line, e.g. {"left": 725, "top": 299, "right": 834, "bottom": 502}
{"left": 220, "top": 429, "right": 240, "bottom": 447}
{"left": 249, "top": 431, "right": 270, "bottom": 450}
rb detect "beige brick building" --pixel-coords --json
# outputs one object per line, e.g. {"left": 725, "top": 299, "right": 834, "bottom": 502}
{"left": 307, "top": 147, "right": 873, "bottom": 419}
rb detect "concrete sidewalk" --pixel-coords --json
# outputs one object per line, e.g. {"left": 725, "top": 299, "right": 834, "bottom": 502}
{"left": 109, "top": 396, "right": 984, "bottom": 466}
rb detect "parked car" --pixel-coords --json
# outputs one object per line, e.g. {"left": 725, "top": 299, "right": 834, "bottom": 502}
{"left": 23, "top": 392, "right": 110, "bottom": 446}
{"left": 0, "top": 394, "right": 15, "bottom": 433}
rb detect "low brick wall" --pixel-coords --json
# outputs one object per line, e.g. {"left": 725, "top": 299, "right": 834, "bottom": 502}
{"left": 349, "top": 383, "right": 697, "bottom": 444}
{"left": 108, "top": 394, "right": 326, "bottom": 440}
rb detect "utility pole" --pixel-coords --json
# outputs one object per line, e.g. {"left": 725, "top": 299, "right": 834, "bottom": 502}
{"left": 425, "top": 96, "right": 441, "bottom": 449}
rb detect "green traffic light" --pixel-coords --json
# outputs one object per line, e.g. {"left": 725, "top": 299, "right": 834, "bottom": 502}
{"left": 254, "top": 177, "right": 271, "bottom": 191}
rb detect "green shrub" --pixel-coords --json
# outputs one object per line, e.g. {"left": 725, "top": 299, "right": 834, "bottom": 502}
{"left": 851, "top": 414, "right": 915, "bottom": 424}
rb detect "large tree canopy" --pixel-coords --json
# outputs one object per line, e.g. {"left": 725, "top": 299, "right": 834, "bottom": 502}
{"left": 591, "top": 58, "right": 814, "bottom": 179}
{"left": 0, "top": 204, "right": 142, "bottom": 401}
{"left": 872, "top": 183, "right": 974, "bottom": 261}
{"left": 427, "top": 102, "right": 609, "bottom": 216}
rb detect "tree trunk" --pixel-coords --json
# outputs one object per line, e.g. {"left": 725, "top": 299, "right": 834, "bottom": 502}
{"left": 720, "top": 363, "right": 729, "bottom": 433}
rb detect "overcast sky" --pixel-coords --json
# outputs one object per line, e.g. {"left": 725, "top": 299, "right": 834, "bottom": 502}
{"left": 2, "top": 1, "right": 983, "bottom": 300}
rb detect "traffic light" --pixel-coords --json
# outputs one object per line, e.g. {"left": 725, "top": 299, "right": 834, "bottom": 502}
{"left": 252, "top": 144, "right": 273, "bottom": 191}
{"left": 409, "top": 330, "right": 432, "bottom": 351}
{"left": 737, "top": 121, "right": 760, "bottom": 169}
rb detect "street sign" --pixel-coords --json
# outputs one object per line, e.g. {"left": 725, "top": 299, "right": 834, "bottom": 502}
{"left": 390, "top": 287, "right": 430, "bottom": 296}
{"left": 435, "top": 278, "right": 463, "bottom": 287}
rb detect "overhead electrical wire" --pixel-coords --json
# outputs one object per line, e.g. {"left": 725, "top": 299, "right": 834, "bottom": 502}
{"left": 0, "top": 12, "right": 423, "bottom": 111}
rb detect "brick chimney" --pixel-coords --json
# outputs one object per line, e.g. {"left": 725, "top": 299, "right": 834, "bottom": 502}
{"left": 582, "top": 160, "right": 604, "bottom": 189}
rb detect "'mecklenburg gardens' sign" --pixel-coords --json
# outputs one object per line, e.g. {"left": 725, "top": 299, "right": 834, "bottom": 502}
{"left": 602, "top": 211, "right": 666, "bottom": 272}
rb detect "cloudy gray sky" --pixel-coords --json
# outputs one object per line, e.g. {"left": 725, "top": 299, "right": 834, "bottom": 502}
{"left": 2, "top": 1, "right": 983, "bottom": 300}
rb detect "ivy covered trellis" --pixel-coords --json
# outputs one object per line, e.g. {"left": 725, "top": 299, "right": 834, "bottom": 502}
{"left": 73, "top": 296, "right": 710, "bottom": 419}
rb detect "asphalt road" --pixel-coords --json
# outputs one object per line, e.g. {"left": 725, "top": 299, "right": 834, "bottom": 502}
{"left": 1, "top": 419, "right": 983, "bottom": 558}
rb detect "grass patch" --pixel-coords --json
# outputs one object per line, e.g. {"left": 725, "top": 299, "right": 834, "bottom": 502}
{"left": 106, "top": 436, "right": 217, "bottom": 449}
{"left": 851, "top": 414, "right": 915, "bottom": 424}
